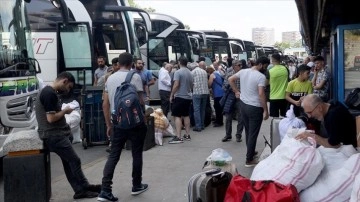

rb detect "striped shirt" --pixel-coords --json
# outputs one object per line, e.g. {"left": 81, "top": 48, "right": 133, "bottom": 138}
{"left": 192, "top": 67, "right": 209, "bottom": 95}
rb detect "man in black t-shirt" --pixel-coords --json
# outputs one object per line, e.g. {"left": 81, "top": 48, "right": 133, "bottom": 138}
{"left": 35, "top": 72, "right": 101, "bottom": 200}
{"left": 296, "top": 94, "right": 357, "bottom": 148}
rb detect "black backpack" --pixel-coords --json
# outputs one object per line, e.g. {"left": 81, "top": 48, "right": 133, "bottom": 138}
{"left": 112, "top": 71, "right": 145, "bottom": 129}
{"left": 345, "top": 88, "right": 360, "bottom": 110}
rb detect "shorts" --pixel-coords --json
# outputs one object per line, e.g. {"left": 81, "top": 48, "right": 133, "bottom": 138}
{"left": 269, "top": 99, "right": 287, "bottom": 117}
{"left": 171, "top": 97, "right": 192, "bottom": 117}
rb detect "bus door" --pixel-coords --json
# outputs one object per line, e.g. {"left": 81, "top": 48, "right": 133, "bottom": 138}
{"left": 57, "top": 22, "right": 93, "bottom": 88}
{"left": 230, "top": 41, "right": 247, "bottom": 61}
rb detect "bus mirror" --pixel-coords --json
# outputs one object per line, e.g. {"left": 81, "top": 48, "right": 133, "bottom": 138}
{"left": 34, "top": 59, "right": 41, "bottom": 74}
{"left": 50, "top": 0, "right": 61, "bottom": 8}
{"left": 50, "top": 0, "right": 69, "bottom": 23}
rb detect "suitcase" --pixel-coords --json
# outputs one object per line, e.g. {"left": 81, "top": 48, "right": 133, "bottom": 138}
{"left": 270, "top": 117, "right": 282, "bottom": 152}
{"left": 188, "top": 168, "right": 232, "bottom": 202}
{"left": 125, "top": 116, "right": 156, "bottom": 151}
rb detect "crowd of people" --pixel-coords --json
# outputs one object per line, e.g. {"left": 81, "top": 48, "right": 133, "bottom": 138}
{"left": 34, "top": 51, "right": 358, "bottom": 201}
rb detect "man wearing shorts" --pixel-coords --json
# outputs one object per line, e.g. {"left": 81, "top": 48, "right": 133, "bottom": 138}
{"left": 169, "top": 56, "right": 194, "bottom": 144}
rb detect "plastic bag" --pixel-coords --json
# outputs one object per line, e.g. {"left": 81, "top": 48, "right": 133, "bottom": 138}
{"left": 206, "top": 148, "right": 232, "bottom": 166}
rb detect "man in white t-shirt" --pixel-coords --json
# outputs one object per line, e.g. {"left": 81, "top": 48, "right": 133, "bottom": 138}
{"left": 228, "top": 56, "right": 270, "bottom": 168}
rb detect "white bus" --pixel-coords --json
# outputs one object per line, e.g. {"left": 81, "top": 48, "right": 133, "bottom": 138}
{"left": 135, "top": 13, "right": 206, "bottom": 103}
{"left": 0, "top": 0, "right": 93, "bottom": 156}
{"left": 27, "top": 0, "right": 151, "bottom": 85}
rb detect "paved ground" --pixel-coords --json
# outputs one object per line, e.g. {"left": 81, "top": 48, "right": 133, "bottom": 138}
{"left": 0, "top": 115, "right": 272, "bottom": 202}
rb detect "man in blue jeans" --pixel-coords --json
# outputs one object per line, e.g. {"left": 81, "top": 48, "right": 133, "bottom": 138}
{"left": 98, "top": 52, "right": 148, "bottom": 201}
{"left": 35, "top": 72, "right": 101, "bottom": 200}
{"left": 191, "top": 61, "right": 210, "bottom": 132}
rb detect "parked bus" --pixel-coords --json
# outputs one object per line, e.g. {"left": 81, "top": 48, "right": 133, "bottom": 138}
{"left": 27, "top": 0, "right": 151, "bottom": 85}
{"left": 0, "top": 0, "right": 93, "bottom": 156}
{"left": 135, "top": 13, "right": 206, "bottom": 103}
{"left": 243, "top": 40, "right": 257, "bottom": 60}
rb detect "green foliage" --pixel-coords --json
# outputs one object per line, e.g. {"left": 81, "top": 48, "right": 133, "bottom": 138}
{"left": 185, "top": 24, "right": 190, "bottom": 30}
{"left": 129, "top": 0, "right": 156, "bottom": 13}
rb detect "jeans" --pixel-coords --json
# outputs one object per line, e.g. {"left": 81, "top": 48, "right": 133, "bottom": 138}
{"left": 159, "top": 90, "right": 171, "bottom": 117}
{"left": 101, "top": 124, "right": 147, "bottom": 192}
{"left": 44, "top": 135, "right": 89, "bottom": 193}
{"left": 213, "top": 96, "right": 224, "bottom": 125}
{"left": 240, "top": 100, "right": 263, "bottom": 162}
{"left": 225, "top": 99, "right": 244, "bottom": 138}
{"left": 193, "top": 94, "right": 209, "bottom": 129}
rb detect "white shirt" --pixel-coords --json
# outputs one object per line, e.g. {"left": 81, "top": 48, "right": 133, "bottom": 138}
{"left": 158, "top": 67, "right": 171, "bottom": 91}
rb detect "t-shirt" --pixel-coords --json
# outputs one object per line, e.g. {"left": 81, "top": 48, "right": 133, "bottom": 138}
{"left": 95, "top": 66, "right": 109, "bottom": 82}
{"left": 286, "top": 79, "right": 313, "bottom": 116}
{"left": 268, "top": 65, "right": 288, "bottom": 100}
{"left": 323, "top": 100, "right": 357, "bottom": 148}
{"left": 173, "top": 67, "right": 193, "bottom": 100}
{"left": 35, "top": 86, "right": 70, "bottom": 139}
{"left": 234, "top": 68, "right": 266, "bottom": 107}
{"left": 105, "top": 70, "right": 143, "bottom": 111}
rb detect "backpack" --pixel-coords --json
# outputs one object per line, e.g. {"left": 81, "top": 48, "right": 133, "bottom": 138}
{"left": 112, "top": 70, "right": 145, "bottom": 129}
{"left": 345, "top": 88, "right": 360, "bottom": 110}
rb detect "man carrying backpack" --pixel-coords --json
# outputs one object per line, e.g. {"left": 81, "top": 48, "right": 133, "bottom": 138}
{"left": 98, "top": 52, "right": 148, "bottom": 201}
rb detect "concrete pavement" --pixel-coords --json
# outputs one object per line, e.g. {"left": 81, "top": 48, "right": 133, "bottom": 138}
{"left": 48, "top": 117, "right": 272, "bottom": 202}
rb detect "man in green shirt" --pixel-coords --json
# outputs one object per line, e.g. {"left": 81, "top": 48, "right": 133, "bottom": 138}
{"left": 266, "top": 53, "right": 289, "bottom": 117}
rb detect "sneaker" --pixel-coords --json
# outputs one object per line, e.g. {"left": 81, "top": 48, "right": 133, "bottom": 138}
{"left": 245, "top": 159, "right": 259, "bottom": 168}
{"left": 183, "top": 135, "right": 191, "bottom": 141}
{"left": 131, "top": 183, "right": 149, "bottom": 195}
{"left": 168, "top": 136, "right": 183, "bottom": 144}
{"left": 87, "top": 184, "right": 101, "bottom": 193}
{"left": 97, "top": 191, "right": 119, "bottom": 201}
{"left": 73, "top": 190, "right": 99, "bottom": 199}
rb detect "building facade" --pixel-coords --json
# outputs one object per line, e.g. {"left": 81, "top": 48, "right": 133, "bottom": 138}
{"left": 252, "top": 27, "right": 275, "bottom": 46}
{"left": 282, "top": 31, "right": 302, "bottom": 45}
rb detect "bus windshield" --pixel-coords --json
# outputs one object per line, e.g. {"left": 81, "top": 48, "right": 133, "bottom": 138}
{"left": 0, "top": 0, "right": 36, "bottom": 78}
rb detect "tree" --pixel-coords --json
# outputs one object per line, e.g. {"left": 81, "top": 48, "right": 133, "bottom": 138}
{"left": 129, "top": 0, "right": 156, "bottom": 13}
{"left": 274, "top": 42, "right": 291, "bottom": 52}
{"left": 184, "top": 24, "right": 190, "bottom": 30}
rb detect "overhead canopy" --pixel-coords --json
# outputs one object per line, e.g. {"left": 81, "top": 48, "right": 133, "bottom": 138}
{"left": 295, "top": 0, "right": 360, "bottom": 54}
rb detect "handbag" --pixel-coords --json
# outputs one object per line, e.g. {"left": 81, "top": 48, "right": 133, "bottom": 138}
{"left": 224, "top": 175, "right": 300, "bottom": 202}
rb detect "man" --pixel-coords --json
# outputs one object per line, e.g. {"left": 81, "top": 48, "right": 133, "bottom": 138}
{"left": 94, "top": 56, "right": 109, "bottom": 86}
{"left": 35, "top": 72, "right": 101, "bottom": 199}
{"left": 311, "top": 56, "right": 330, "bottom": 102}
{"left": 191, "top": 61, "right": 209, "bottom": 132}
{"left": 296, "top": 94, "right": 357, "bottom": 148}
{"left": 134, "top": 58, "right": 155, "bottom": 105}
{"left": 285, "top": 64, "right": 313, "bottom": 117}
{"left": 266, "top": 53, "right": 289, "bottom": 117}
{"left": 98, "top": 53, "right": 148, "bottom": 201}
{"left": 169, "top": 56, "right": 193, "bottom": 144}
{"left": 222, "top": 60, "right": 244, "bottom": 142}
{"left": 158, "top": 63, "right": 173, "bottom": 117}
{"left": 228, "top": 56, "right": 270, "bottom": 167}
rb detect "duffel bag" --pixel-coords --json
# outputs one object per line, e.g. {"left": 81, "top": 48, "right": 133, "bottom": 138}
{"left": 224, "top": 175, "right": 300, "bottom": 202}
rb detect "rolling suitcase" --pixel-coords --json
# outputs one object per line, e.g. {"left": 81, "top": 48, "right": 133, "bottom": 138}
{"left": 270, "top": 117, "right": 282, "bottom": 152}
{"left": 188, "top": 168, "right": 232, "bottom": 202}
{"left": 202, "top": 161, "right": 238, "bottom": 177}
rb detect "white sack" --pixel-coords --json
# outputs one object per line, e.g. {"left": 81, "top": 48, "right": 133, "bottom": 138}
{"left": 251, "top": 128, "right": 324, "bottom": 192}
{"left": 279, "top": 105, "right": 306, "bottom": 141}
{"left": 300, "top": 153, "right": 360, "bottom": 202}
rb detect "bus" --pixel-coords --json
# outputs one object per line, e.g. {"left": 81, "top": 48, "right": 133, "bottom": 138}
{"left": 135, "top": 13, "right": 206, "bottom": 102}
{"left": 243, "top": 40, "right": 257, "bottom": 60}
{"left": 27, "top": 0, "right": 151, "bottom": 85}
{"left": 199, "top": 30, "right": 247, "bottom": 63}
{"left": 0, "top": 0, "right": 93, "bottom": 156}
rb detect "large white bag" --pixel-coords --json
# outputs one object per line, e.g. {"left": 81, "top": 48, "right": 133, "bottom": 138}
{"left": 300, "top": 153, "right": 360, "bottom": 202}
{"left": 278, "top": 105, "right": 306, "bottom": 141}
{"left": 350, "top": 174, "right": 360, "bottom": 202}
{"left": 251, "top": 128, "right": 324, "bottom": 192}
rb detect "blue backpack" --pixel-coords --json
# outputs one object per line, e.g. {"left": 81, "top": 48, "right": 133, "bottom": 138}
{"left": 112, "top": 70, "right": 145, "bottom": 129}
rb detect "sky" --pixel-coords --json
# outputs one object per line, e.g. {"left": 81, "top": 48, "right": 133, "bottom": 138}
{"left": 134, "top": 0, "right": 300, "bottom": 42}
